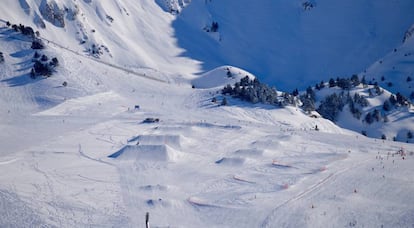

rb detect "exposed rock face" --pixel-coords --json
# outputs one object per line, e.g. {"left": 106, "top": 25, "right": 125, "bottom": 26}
{"left": 155, "top": 0, "right": 191, "bottom": 15}
{"left": 403, "top": 24, "right": 414, "bottom": 43}
{"left": 39, "top": 0, "right": 65, "bottom": 28}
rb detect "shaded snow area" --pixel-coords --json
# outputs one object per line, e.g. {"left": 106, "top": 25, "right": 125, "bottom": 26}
{"left": 0, "top": 0, "right": 414, "bottom": 227}
{"left": 174, "top": 0, "right": 414, "bottom": 90}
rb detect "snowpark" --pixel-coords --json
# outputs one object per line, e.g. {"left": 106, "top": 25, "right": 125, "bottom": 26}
{"left": 0, "top": 0, "right": 414, "bottom": 227}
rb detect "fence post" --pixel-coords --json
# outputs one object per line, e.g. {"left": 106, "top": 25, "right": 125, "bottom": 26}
{"left": 146, "top": 212, "right": 150, "bottom": 228}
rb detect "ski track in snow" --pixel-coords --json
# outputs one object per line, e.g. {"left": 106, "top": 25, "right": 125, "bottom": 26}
{"left": 261, "top": 156, "right": 371, "bottom": 227}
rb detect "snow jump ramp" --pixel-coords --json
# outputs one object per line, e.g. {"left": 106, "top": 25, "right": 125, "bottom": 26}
{"left": 108, "top": 145, "right": 180, "bottom": 162}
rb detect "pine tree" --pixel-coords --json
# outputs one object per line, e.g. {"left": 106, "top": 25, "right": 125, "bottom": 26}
{"left": 351, "top": 74, "right": 360, "bottom": 87}
{"left": 306, "top": 86, "right": 315, "bottom": 101}
{"left": 389, "top": 95, "right": 397, "bottom": 105}
{"left": 374, "top": 85, "right": 382, "bottom": 95}
{"left": 407, "top": 131, "right": 413, "bottom": 139}
{"left": 221, "top": 97, "right": 228, "bottom": 106}
{"left": 361, "top": 76, "right": 367, "bottom": 86}
{"left": 329, "top": 78, "right": 336, "bottom": 87}
{"left": 373, "top": 109, "right": 381, "bottom": 122}
{"left": 383, "top": 100, "right": 391, "bottom": 111}
{"left": 319, "top": 80, "right": 325, "bottom": 89}
{"left": 365, "top": 112, "right": 373, "bottom": 124}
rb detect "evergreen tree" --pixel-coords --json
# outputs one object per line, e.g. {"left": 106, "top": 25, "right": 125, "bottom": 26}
{"left": 50, "top": 57, "right": 59, "bottom": 67}
{"left": 383, "top": 115, "right": 389, "bottom": 123}
{"left": 337, "top": 77, "right": 351, "bottom": 90}
{"left": 300, "top": 95, "right": 315, "bottom": 112}
{"left": 31, "top": 39, "right": 45, "bottom": 49}
{"left": 306, "top": 86, "right": 315, "bottom": 101}
{"left": 373, "top": 85, "right": 382, "bottom": 95}
{"left": 365, "top": 112, "right": 373, "bottom": 124}
{"left": 396, "top": 92, "right": 408, "bottom": 106}
{"left": 368, "top": 89, "right": 373, "bottom": 96}
{"left": 221, "top": 97, "right": 228, "bottom": 106}
{"left": 329, "top": 78, "right": 336, "bottom": 87}
{"left": 353, "top": 93, "right": 368, "bottom": 107}
{"left": 41, "top": 54, "right": 48, "bottom": 62}
{"left": 373, "top": 109, "right": 381, "bottom": 122}
{"left": 211, "top": 22, "right": 219, "bottom": 32}
{"left": 292, "top": 88, "right": 299, "bottom": 96}
{"left": 222, "top": 84, "right": 233, "bottom": 95}
{"left": 383, "top": 100, "right": 391, "bottom": 111}
{"left": 408, "top": 131, "right": 413, "bottom": 139}
{"left": 319, "top": 80, "right": 325, "bottom": 89}
{"left": 389, "top": 95, "right": 397, "bottom": 105}
{"left": 350, "top": 74, "right": 360, "bottom": 87}
{"left": 317, "top": 93, "right": 346, "bottom": 121}
{"left": 361, "top": 76, "right": 367, "bottom": 86}
{"left": 240, "top": 76, "right": 250, "bottom": 86}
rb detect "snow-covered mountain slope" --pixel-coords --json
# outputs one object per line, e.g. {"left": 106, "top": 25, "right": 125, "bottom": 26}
{"left": 1, "top": 1, "right": 414, "bottom": 227}
{"left": 174, "top": 0, "right": 414, "bottom": 90}
{"left": 310, "top": 82, "right": 414, "bottom": 143}
{"left": 0, "top": 0, "right": 200, "bottom": 81}
{"left": 363, "top": 25, "right": 414, "bottom": 99}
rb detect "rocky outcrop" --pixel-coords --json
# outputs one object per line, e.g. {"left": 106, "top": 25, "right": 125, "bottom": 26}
{"left": 403, "top": 24, "right": 414, "bottom": 43}
{"left": 155, "top": 0, "right": 191, "bottom": 15}
{"left": 39, "top": 0, "right": 65, "bottom": 28}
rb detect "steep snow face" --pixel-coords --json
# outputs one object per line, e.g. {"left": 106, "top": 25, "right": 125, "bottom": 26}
{"left": 362, "top": 27, "right": 414, "bottom": 99}
{"left": 0, "top": 0, "right": 200, "bottom": 79}
{"left": 174, "top": 0, "right": 414, "bottom": 90}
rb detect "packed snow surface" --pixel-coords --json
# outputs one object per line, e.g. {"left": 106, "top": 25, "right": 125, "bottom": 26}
{"left": 0, "top": 0, "right": 414, "bottom": 227}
